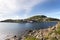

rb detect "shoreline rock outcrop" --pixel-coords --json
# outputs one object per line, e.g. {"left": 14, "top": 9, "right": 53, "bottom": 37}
{"left": 24, "top": 22, "right": 60, "bottom": 40}
{"left": 5, "top": 22, "right": 60, "bottom": 40}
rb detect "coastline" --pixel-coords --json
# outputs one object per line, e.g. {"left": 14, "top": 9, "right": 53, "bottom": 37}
{"left": 5, "top": 22, "right": 60, "bottom": 40}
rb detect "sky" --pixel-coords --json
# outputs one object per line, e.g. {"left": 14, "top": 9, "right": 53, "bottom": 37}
{"left": 0, "top": 0, "right": 60, "bottom": 20}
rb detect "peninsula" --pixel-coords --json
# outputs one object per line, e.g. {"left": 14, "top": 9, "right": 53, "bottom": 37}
{"left": 0, "top": 15, "right": 60, "bottom": 23}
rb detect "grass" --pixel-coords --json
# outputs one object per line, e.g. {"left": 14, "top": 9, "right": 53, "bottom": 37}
{"left": 54, "top": 23, "right": 60, "bottom": 34}
{"left": 49, "top": 37, "right": 58, "bottom": 40}
{"left": 25, "top": 22, "right": 60, "bottom": 40}
{"left": 25, "top": 36, "right": 39, "bottom": 40}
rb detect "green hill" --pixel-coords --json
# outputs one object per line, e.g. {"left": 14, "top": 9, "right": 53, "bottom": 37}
{"left": 25, "top": 15, "right": 60, "bottom": 22}
{"left": 0, "top": 15, "right": 60, "bottom": 23}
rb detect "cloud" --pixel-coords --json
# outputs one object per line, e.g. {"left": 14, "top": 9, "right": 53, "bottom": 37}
{"left": 0, "top": 0, "right": 49, "bottom": 20}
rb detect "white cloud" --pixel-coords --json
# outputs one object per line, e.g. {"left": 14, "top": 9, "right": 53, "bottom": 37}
{"left": 0, "top": 0, "right": 48, "bottom": 20}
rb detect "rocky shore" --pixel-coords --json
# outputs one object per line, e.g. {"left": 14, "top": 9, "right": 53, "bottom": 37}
{"left": 25, "top": 22, "right": 60, "bottom": 40}
{"left": 5, "top": 22, "right": 60, "bottom": 40}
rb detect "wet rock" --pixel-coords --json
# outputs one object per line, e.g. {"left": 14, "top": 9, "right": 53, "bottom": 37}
{"left": 5, "top": 39, "right": 10, "bottom": 40}
{"left": 5, "top": 35, "right": 21, "bottom": 40}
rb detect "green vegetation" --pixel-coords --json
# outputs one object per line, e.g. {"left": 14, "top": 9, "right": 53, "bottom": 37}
{"left": 48, "top": 22, "right": 60, "bottom": 40}
{"left": 49, "top": 37, "right": 58, "bottom": 40}
{"left": 0, "top": 15, "right": 60, "bottom": 23}
{"left": 27, "top": 15, "right": 47, "bottom": 19}
{"left": 24, "top": 22, "right": 60, "bottom": 40}
{"left": 26, "top": 15, "right": 47, "bottom": 22}
{"left": 54, "top": 23, "right": 60, "bottom": 34}
{"left": 25, "top": 36, "right": 39, "bottom": 40}
{"left": 26, "top": 15, "right": 60, "bottom": 22}
{"left": 46, "top": 18, "right": 60, "bottom": 21}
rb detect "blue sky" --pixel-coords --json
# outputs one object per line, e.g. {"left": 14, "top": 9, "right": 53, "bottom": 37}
{"left": 0, "top": 0, "right": 60, "bottom": 20}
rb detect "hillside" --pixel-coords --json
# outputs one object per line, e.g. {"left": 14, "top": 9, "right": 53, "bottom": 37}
{"left": 25, "top": 15, "right": 60, "bottom": 22}
{"left": 0, "top": 15, "right": 60, "bottom": 23}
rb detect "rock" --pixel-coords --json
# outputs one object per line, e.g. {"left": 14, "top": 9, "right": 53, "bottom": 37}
{"left": 5, "top": 35, "right": 21, "bottom": 40}
{"left": 51, "top": 26, "right": 56, "bottom": 30}
{"left": 5, "top": 39, "right": 10, "bottom": 40}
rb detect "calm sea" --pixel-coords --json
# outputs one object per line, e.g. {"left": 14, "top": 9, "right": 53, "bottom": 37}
{"left": 0, "top": 22, "right": 57, "bottom": 40}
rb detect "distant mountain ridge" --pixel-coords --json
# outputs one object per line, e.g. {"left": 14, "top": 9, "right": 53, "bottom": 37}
{"left": 0, "top": 15, "right": 60, "bottom": 23}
